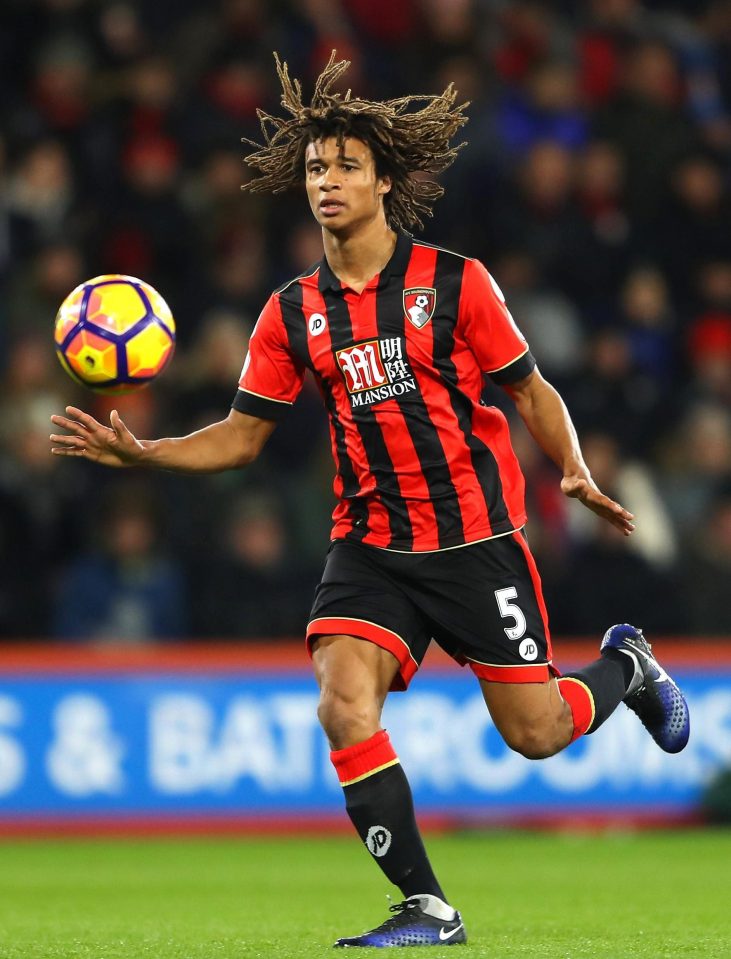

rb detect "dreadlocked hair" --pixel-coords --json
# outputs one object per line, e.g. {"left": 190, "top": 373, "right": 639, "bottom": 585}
{"left": 242, "top": 51, "right": 469, "bottom": 232}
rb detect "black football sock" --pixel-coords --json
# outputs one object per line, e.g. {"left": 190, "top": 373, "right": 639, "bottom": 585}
{"left": 601, "top": 645, "right": 638, "bottom": 689}
{"left": 330, "top": 730, "right": 447, "bottom": 903}
{"left": 561, "top": 652, "right": 633, "bottom": 736}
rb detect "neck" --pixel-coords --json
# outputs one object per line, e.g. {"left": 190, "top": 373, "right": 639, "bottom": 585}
{"left": 321, "top": 217, "right": 397, "bottom": 292}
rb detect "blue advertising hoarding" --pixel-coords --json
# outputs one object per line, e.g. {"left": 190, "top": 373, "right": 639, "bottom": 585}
{"left": 0, "top": 644, "right": 729, "bottom": 829}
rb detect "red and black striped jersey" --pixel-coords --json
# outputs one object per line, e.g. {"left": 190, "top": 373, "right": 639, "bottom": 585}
{"left": 233, "top": 232, "right": 536, "bottom": 552}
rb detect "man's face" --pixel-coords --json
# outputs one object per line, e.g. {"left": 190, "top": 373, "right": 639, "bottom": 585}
{"left": 304, "top": 136, "right": 391, "bottom": 234}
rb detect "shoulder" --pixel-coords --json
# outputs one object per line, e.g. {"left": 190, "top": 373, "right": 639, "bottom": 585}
{"left": 412, "top": 238, "right": 471, "bottom": 262}
{"left": 430, "top": 249, "right": 503, "bottom": 301}
{"left": 411, "top": 239, "right": 479, "bottom": 280}
{"left": 273, "top": 262, "right": 321, "bottom": 300}
{"left": 411, "top": 238, "right": 476, "bottom": 266}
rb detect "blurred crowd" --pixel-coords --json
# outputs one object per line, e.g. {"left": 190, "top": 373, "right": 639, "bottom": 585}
{"left": 1, "top": 0, "right": 731, "bottom": 642}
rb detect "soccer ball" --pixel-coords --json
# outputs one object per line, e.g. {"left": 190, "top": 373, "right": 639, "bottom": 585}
{"left": 54, "top": 274, "right": 176, "bottom": 393}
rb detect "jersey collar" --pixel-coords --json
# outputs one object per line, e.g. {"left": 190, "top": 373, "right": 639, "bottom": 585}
{"left": 317, "top": 231, "right": 413, "bottom": 294}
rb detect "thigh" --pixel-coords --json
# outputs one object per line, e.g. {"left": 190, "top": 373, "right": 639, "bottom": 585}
{"left": 311, "top": 633, "right": 401, "bottom": 702}
{"left": 406, "top": 531, "right": 555, "bottom": 684}
{"left": 479, "top": 677, "right": 573, "bottom": 758}
{"left": 312, "top": 635, "right": 401, "bottom": 749}
{"left": 307, "top": 541, "right": 432, "bottom": 691}
{"left": 481, "top": 676, "right": 568, "bottom": 731}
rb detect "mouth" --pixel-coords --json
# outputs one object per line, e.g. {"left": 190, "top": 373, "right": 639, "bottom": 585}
{"left": 319, "top": 199, "right": 345, "bottom": 216}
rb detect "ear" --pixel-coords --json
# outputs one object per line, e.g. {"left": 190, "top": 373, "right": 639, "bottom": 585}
{"left": 377, "top": 174, "right": 392, "bottom": 197}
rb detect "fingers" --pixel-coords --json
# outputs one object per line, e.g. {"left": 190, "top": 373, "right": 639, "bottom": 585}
{"left": 563, "top": 478, "right": 636, "bottom": 535}
{"left": 609, "top": 513, "right": 636, "bottom": 536}
{"left": 50, "top": 407, "right": 102, "bottom": 458}
{"left": 50, "top": 426, "right": 91, "bottom": 457}
{"left": 49, "top": 432, "right": 86, "bottom": 449}
{"left": 51, "top": 406, "right": 101, "bottom": 436}
{"left": 50, "top": 414, "right": 90, "bottom": 436}
{"left": 50, "top": 405, "right": 140, "bottom": 468}
{"left": 110, "top": 409, "right": 128, "bottom": 437}
{"left": 65, "top": 406, "right": 104, "bottom": 431}
{"left": 605, "top": 498, "right": 634, "bottom": 522}
{"left": 50, "top": 446, "right": 88, "bottom": 457}
{"left": 50, "top": 436, "right": 89, "bottom": 457}
{"left": 577, "top": 484, "right": 627, "bottom": 516}
{"left": 600, "top": 496, "right": 634, "bottom": 523}
{"left": 594, "top": 497, "right": 636, "bottom": 536}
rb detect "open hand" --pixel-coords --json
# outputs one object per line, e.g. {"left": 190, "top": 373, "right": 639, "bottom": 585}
{"left": 561, "top": 476, "right": 635, "bottom": 536}
{"left": 50, "top": 406, "right": 144, "bottom": 468}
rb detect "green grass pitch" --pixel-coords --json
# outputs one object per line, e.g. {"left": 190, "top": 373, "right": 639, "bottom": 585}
{"left": 0, "top": 830, "right": 729, "bottom": 958}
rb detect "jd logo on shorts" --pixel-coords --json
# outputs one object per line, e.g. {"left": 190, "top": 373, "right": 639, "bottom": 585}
{"left": 519, "top": 638, "right": 538, "bottom": 661}
{"left": 366, "top": 825, "right": 392, "bottom": 857}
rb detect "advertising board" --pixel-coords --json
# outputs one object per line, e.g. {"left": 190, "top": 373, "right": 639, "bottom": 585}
{"left": 1, "top": 642, "right": 728, "bottom": 832}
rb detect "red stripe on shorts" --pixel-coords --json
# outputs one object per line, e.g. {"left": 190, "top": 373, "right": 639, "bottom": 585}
{"left": 468, "top": 660, "right": 553, "bottom": 683}
{"left": 306, "top": 617, "right": 418, "bottom": 690}
{"left": 511, "top": 530, "right": 554, "bottom": 663}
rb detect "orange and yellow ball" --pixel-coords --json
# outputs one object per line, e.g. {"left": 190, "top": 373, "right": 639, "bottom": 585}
{"left": 54, "top": 275, "right": 176, "bottom": 394}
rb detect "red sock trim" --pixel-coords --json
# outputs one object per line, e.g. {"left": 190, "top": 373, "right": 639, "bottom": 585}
{"left": 557, "top": 677, "right": 595, "bottom": 742}
{"left": 330, "top": 730, "right": 399, "bottom": 787}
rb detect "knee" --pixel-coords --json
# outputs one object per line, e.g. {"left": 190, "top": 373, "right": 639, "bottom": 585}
{"left": 317, "top": 686, "right": 380, "bottom": 750}
{"left": 502, "top": 722, "right": 562, "bottom": 760}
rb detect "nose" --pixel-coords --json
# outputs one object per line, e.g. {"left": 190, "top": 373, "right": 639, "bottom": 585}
{"left": 321, "top": 167, "right": 341, "bottom": 190}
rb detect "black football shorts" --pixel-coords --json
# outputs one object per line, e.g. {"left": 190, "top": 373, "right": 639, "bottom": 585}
{"left": 306, "top": 531, "right": 556, "bottom": 690}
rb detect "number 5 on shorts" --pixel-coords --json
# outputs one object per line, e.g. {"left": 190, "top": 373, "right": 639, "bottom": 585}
{"left": 494, "top": 587, "right": 527, "bottom": 640}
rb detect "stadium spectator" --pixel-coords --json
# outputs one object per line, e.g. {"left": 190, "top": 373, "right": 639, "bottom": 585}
{"left": 486, "top": 140, "right": 582, "bottom": 296}
{"left": 566, "top": 430, "right": 678, "bottom": 569}
{"left": 656, "top": 402, "right": 731, "bottom": 534}
{"left": 562, "top": 328, "right": 665, "bottom": 456}
{"left": 5, "top": 140, "right": 81, "bottom": 259}
{"left": 7, "top": 240, "right": 86, "bottom": 339}
{"left": 679, "top": 482, "right": 731, "bottom": 635}
{"left": 93, "top": 1, "right": 148, "bottom": 69}
{"left": 188, "top": 490, "right": 317, "bottom": 639}
{"left": 0, "top": 333, "right": 88, "bottom": 638}
{"left": 52, "top": 483, "right": 186, "bottom": 642}
{"left": 548, "top": 514, "right": 684, "bottom": 636}
{"left": 490, "top": 250, "right": 585, "bottom": 381}
{"left": 84, "top": 54, "right": 184, "bottom": 198}
{"left": 595, "top": 39, "right": 698, "bottom": 220}
{"left": 95, "top": 131, "right": 193, "bottom": 296}
{"left": 618, "top": 266, "right": 677, "bottom": 387}
{"left": 171, "top": 310, "right": 252, "bottom": 433}
{"left": 492, "top": 2, "right": 569, "bottom": 86}
{"left": 656, "top": 153, "right": 731, "bottom": 306}
{"left": 686, "top": 277, "right": 731, "bottom": 407}
{"left": 573, "top": 139, "right": 633, "bottom": 321}
{"left": 494, "top": 58, "right": 588, "bottom": 157}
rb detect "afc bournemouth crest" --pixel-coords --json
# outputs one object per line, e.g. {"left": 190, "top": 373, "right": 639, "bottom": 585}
{"left": 403, "top": 287, "right": 436, "bottom": 329}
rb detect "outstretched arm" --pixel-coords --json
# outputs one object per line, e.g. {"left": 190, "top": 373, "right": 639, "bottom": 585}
{"left": 50, "top": 406, "right": 276, "bottom": 472}
{"left": 504, "top": 369, "right": 635, "bottom": 536}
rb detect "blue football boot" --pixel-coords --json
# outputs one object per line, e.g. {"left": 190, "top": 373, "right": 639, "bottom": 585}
{"left": 334, "top": 895, "right": 467, "bottom": 948}
{"left": 601, "top": 623, "right": 690, "bottom": 753}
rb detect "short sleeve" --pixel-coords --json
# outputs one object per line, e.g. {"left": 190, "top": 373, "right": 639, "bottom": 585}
{"left": 459, "top": 258, "right": 536, "bottom": 385}
{"left": 231, "top": 294, "right": 307, "bottom": 420}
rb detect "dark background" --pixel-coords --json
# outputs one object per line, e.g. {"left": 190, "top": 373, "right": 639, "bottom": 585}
{"left": 1, "top": 0, "right": 731, "bottom": 642}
